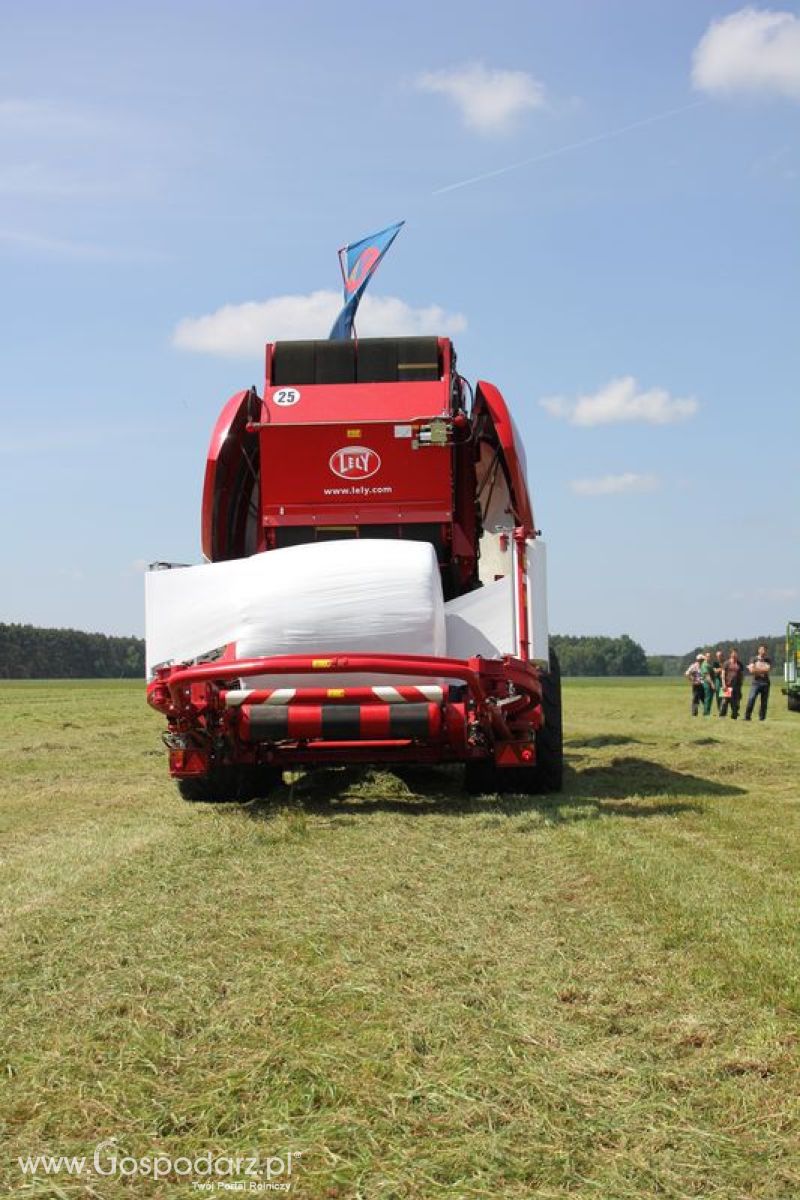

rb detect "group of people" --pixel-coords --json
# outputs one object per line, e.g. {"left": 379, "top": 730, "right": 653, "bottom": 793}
{"left": 685, "top": 646, "right": 772, "bottom": 721}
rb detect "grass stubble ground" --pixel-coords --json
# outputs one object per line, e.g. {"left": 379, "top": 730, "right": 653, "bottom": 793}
{"left": 0, "top": 678, "right": 798, "bottom": 1199}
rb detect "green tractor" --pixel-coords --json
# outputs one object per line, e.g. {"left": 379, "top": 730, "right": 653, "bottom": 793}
{"left": 783, "top": 621, "right": 800, "bottom": 713}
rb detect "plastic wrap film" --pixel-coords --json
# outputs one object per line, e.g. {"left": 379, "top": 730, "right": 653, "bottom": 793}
{"left": 445, "top": 576, "right": 514, "bottom": 659}
{"left": 145, "top": 540, "right": 445, "bottom": 684}
{"left": 444, "top": 539, "right": 549, "bottom": 665}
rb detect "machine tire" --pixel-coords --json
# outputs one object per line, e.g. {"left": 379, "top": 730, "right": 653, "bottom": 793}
{"left": 530, "top": 648, "right": 563, "bottom": 793}
{"left": 462, "top": 649, "right": 563, "bottom": 796}
{"left": 177, "top": 765, "right": 283, "bottom": 804}
{"left": 788, "top": 693, "right": 800, "bottom": 713}
{"left": 463, "top": 759, "right": 497, "bottom": 795}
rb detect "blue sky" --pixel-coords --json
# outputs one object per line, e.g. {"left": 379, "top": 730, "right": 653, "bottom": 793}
{"left": 1, "top": 1, "right": 797, "bottom": 653}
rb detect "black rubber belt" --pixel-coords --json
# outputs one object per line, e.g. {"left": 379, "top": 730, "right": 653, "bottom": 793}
{"left": 246, "top": 707, "right": 289, "bottom": 740}
{"left": 389, "top": 703, "right": 430, "bottom": 738}
{"left": 321, "top": 705, "right": 361, "bottom": 739}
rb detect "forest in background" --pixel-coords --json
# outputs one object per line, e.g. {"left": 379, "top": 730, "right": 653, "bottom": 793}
{"left": 0, "top": 624, "right": 785, "bottom": 679}
{"left": 0, "top": 624, "right": 144, "bottom": 679}
{"left": 646, "top": 635, "right": 785, "bottom": 677}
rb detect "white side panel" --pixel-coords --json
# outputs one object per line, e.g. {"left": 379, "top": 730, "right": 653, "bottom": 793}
{"left": 145, "top": 540, "right": 445, "bottom": 683}
{"left": 444, "top": 576, "right": 514, "bottom": 659}
{"left": 526, "top": 538, "right": 550, "bottom": 666}
{"left": 444, "top": 541, "right": 550, "bottom": 664}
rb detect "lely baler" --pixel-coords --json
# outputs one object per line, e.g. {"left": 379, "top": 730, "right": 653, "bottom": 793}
{"left": 146, "top": 335, "right": 562, "bottom": 800}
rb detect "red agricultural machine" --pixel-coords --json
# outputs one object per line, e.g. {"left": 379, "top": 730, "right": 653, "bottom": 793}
{"left": 146, "top": 335, "right": 562, "bottom": 800}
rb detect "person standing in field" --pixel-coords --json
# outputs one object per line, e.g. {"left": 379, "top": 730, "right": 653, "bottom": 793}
{"left": 699, "top": 651, "right": 716, "bottom": 716}
{"left": 719, "top": 648, "right": 744, "bottom": 719}
{"left": 745, "top": 645, "right": 772, "bottom": 721}
{"left": 684, "top": 654, "right": 705, "bottom": 716}
{"left": 713, "top": 649, "right": 725, "bottom": 712}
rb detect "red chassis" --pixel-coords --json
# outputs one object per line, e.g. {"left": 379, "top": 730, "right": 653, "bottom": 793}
{"left": 147, "top": 647, "right": 544, "bottom": 769}
{"left": 148, "top": 335, "right": 563, "bottom": 799}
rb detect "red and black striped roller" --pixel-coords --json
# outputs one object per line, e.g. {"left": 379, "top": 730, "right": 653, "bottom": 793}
{"left": 239, "top": 702, "right": 442, "bottom": 742}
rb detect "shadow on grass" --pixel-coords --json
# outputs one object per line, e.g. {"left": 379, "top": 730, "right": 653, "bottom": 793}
{"left": 566, "top": 734, "right": 645, "bottom": 749}
{"left": 243, "top": 755, "right": 742, "bottom": 823}
{"left": 568, "top": 756, "right": 745, "bottom": 801}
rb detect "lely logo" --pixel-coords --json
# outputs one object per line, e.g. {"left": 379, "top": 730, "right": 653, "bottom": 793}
{"left": 329, "top": 445, "right": 381, "bottom": 480}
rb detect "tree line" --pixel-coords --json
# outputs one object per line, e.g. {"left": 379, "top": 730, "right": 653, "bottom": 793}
{"left": 0, "top": 624, "right": 785, "bottom": 680}
{"left": 0, "top": 624, "right": 145, "bottom": 679}
{"left": 646, "top": 636, "right": 785, "bottom": 677}
{"left": 551, "top": 634, "right": 649, "bottom": 677}
{"left": 552, "top": 634, "right": 785, "bottom": 677}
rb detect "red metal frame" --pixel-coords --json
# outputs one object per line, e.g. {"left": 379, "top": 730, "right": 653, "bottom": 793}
{"left": 473, "top": 381, "right": 534, "bottom": 532}
{"left": 201, "top": 389, "right": 256, "bottom": 561}
{"left": 148, "top": 650, "right": 543, "bottom": 778}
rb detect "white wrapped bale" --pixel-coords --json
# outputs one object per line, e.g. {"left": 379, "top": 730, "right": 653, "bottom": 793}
{"left": 145, "top": 540, "right": 445, "bottom": 685}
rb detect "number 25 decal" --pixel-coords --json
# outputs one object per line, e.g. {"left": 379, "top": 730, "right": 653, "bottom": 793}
{"left": 273, "top": 388, "right": 301, "bottom": 407}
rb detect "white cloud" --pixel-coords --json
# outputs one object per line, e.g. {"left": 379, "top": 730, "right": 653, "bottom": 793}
{"left": 692, "top": 7, "right": 800, "bottom": 100}
{"left": 416, "top": 63, "right": 546, "bottom": 134}
{"left": 173, "top": 291, "right": 467, "bottom": 358}
{"left": 540, "top": 376, "right": 697, "bottom": 427}
{"left": 570, "top": 474, "right": 660, "bottom": 497}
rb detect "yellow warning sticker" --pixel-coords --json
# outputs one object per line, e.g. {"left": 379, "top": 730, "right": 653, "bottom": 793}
{"left": 312, "top": 659, "right": 333, "bottom": 669}
{"left": 327, "top": 688, "right": 345, "bottom": 698}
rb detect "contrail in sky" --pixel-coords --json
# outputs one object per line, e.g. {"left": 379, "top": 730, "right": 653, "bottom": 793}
{"left": 432, "top": 100, "right": 705, "bottom": 196}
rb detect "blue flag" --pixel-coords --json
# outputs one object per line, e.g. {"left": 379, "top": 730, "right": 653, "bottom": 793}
{"left": 329, "top": 221, "right": 404, "bottom": 340}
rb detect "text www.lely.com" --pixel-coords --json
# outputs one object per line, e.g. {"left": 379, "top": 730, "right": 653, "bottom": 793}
{"left": 323, "top": 485, "right": 393, "bottom": 497}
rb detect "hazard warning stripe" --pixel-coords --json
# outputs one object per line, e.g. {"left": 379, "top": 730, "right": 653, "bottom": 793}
{"left": 372, "top": 685, "right": 443, "bottom": 703}
{"left": 225, "top": 688, "right": 296, "bottom": 707}
{"left": 224, "top": 685, "right": 442, "bottom": 707}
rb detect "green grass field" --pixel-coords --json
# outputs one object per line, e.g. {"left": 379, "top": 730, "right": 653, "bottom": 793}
{"left": 1, "top": 678, "right": 798, "bottom": 1199}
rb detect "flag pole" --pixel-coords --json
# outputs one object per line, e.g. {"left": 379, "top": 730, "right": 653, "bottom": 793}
{"left": 337, "top": 245, "right": 354, "bottom": 340}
